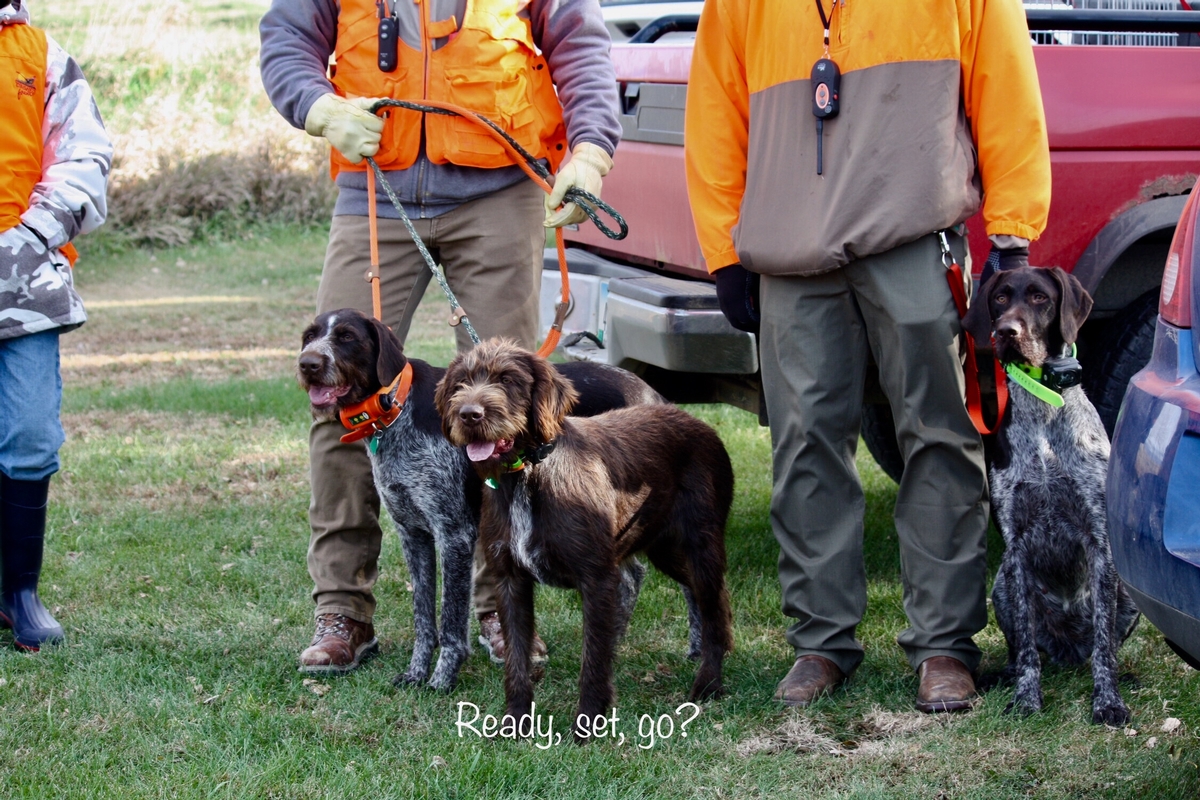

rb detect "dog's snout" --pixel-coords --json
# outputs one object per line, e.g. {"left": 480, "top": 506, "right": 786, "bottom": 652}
{"left": 298, "top": 351, "right": 325, "bottom": 376}
{"left": 458, "top": 403, "right": 485, "bottom": 424}
{"left": 995, "top": 319, "right": 1021, "bottom": 339}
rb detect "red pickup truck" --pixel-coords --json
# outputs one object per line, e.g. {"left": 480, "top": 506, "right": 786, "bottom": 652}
{"left": 543, "top": 7, "right": 1200, "bottom": 480}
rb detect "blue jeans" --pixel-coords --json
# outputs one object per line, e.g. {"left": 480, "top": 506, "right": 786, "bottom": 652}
{"left": 0, "top": 330, "right": 64, "bottom": 481}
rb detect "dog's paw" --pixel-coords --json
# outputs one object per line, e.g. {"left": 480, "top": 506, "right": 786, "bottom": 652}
{"left": 426, "top": 674, "right": 458, "bottom": 693}
{"left": 1092, "top": 692, "right": 1131, "bottom": 726}
{"left": 1005, "top": 687, "right": 1043, "bottom": 717}
{"left": 392, "top": 670, "right": 427, "bottom": 688}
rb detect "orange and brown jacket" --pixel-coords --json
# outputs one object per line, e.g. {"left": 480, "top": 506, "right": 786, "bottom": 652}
{"left": 685, "top": 0, "right": 1052, "bottom": 276}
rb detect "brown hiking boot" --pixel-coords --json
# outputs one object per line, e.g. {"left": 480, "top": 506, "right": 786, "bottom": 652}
{"left": 773, "top": 655, "right": 845, "bottom": 707}
{"left": 915, "top": 656, "right": 978, "bottom": 713}
{"left": 478, "top": 611, "right": 547, "bottom": 665}
{"left": 298, "top": 613, "right": 379, "bottom": 675}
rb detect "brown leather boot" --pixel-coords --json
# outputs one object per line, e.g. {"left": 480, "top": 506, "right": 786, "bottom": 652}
{"left": 773, "top": 655, "right": 845, "bottom": 707}
{"left": 915, "top": 656, "right": 978, "bottom": 713}
{"left": 478, "top": 611, "right": 548, "bottom": 665}
{"left": 299, "top": 613, "right": 379, "bottom": 675}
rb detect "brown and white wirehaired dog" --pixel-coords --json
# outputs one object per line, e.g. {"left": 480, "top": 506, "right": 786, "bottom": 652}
{"left": 434, "top": 339, "right": 734, "bottom": 742}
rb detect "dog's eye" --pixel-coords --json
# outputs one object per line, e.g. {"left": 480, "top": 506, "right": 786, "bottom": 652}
{"left": 500, "top": 375, "right": 513, "bottom": 385}
{"left": 339, "top": 333, "right": 356, "bottom": 342}
{"left": 302, "top": 331, "right": 316, "bottom": 344}
{"left": 995, "top": 293, "right": 1009, "bottom": 305}
{"left": 1031, "top": 292, "right": 1048, "bottom": 303}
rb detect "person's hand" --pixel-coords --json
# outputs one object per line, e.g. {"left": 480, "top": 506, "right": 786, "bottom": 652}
{"left": 980, "top": 244, "right": 1030, "bottom": 285}
{"left": 713, "top": 263, "right": 760, "bottom": 334}
{"left": 544, "top": 142, "right": 613, "bottom": 228}
{"left": 304, "top": 94, "right": 386, "bottom": 164}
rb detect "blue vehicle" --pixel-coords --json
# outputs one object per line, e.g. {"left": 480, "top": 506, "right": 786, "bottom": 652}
{"left": 1108, "top": 188, "right": 1200, "bottom": 668}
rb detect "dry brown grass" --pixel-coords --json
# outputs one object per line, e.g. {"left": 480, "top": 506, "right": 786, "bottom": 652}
{"left": 38, "top": 0, "right": 335, "bottom": 246}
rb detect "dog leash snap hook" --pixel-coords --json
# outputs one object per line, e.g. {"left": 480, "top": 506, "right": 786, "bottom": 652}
{"left": 937, "top": 230, "right": 955, "bottom": 268}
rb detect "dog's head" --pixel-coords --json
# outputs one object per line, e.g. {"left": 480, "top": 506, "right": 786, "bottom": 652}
{"left": 297, "top": 309, "right": 407, "bottom": 422}
{"left": 963, "top": 266, "right": 1092, "bottom": 367}
{"left": 434, "top": 338, "right": 579, "bottom": 471}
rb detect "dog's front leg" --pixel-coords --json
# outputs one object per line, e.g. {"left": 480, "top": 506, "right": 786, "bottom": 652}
{"left": 997, "top": 550, "right": 1044, "bottom": 716}
{"left": 498, "top": 570, "right": 537, "bottom": 723}
{"left": 396, "top": 528, "right": 439, "bottom": 686}
{"left": 1088, "top": 542, "right": 1130, "bottom": 725}
{"left": 428, "top": 523, "right": 476, "bottom": 692}
{"left": 575, "top": 571, "right": 620, "bottom": 743}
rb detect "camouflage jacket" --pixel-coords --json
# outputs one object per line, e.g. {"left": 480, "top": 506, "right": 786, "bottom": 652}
{"left": 0, "top": 2, "right": 112, "bottom": 341}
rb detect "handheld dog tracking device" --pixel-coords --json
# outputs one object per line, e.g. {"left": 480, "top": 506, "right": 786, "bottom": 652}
{"left": 811, "top": 59, "right": 840, "bottom": 175}
{"left": 377, "top": 0, "right": 399, "bottom": 73}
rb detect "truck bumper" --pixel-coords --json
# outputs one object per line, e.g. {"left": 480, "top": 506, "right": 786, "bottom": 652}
{"left": 540, "top": 248, "right": 758, "bottom": 375}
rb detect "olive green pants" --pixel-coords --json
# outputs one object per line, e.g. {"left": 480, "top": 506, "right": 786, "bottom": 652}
{"left": 758, "top": 232, "right": 989, "bottom": 676}
{"left": 307, "top": 180, "right": 543, "bottom": 623}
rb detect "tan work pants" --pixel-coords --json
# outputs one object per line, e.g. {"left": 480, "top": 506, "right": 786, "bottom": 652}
{"left": 308, "top": 180, "right": 543, "bottom": 623}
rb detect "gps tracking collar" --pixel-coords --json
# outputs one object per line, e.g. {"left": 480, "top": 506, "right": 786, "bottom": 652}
{"left": 1004, "top": 343, "right": 1082, "bottom": 407}
{"left": 339, "top": 362, "right": 413, "bottom": 447}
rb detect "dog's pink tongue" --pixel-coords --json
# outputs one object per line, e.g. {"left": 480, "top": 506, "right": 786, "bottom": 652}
{"left": 467, "top": 441, "right": 498, "bottom": 462}
{"left": 308, "top": 385, "right": 346, "bottom": 406}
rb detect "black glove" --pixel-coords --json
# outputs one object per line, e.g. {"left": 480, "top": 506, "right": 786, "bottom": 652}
{"left": 980, "top": 245, "right": 1029, "bottom": 286}
{"left": 714, "top": 263, "right": 760, "bottom": 334}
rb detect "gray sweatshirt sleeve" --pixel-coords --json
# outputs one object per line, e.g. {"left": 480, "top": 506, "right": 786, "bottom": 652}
{"left": 530, "top": 0, "right": 621, "bottom": 156}
{"left": 259, "top": 0, "right": 340, "bottom": 130}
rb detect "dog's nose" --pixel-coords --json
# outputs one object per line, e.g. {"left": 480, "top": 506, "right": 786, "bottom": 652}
{"left": 298, "top": 352, "right": 324, "bottom": 375}
{"left": 459, "top": 404, "right": 485, "bottom": 424}
{"left": 996, "top": 319, "right": 1021, "bottom": 339}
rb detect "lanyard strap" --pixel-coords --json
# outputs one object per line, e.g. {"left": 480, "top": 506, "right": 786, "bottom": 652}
{"left": 814, "top": 0, "right": 832, "bottom": 55}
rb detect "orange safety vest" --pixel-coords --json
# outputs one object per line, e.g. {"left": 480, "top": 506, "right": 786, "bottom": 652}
{"left": 329, "top": 0, "right": 568, "bottom": 178}
{"left": 0, "top": 21, "right": 75, "bottom": 263}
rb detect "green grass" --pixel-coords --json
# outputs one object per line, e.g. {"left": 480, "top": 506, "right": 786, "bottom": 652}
{"left": 1, "top": 231, "right": 1199, "bottom": 798}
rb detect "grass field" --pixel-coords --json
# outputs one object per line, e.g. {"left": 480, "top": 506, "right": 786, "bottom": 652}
{"left": 3, "top": 1, "right": 1198, "bottom": 797}
{"left": 0, "top": 231, "right": 1195, "bottom": 798}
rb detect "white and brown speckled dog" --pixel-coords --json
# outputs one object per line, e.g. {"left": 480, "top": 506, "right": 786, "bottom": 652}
{"left": 297, "top": 310, "right": 661, "bottom": 691}
{"left": 964, "top": 267, "right": 1139, "bottom": 724}
{"left": 435, "top": 339, "right": 734, "bottom": 742}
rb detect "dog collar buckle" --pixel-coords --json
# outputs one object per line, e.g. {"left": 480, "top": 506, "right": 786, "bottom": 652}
{"left": 339, "top": 362, "right": 413, "bottom": 444}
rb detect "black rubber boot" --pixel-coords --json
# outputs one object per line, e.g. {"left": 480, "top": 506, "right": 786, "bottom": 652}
{"left": 0, "top": 476, "right": 64, "bottom": 651}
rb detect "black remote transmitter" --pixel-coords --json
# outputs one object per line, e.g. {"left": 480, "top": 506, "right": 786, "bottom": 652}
{"left": 811, "top": 58, "right": 840, "bottom": 119}
{"left": 811, "top": 58, "right": 840, "bottom": 174}
{"left": 378, "top": 2, "right": 399, "bottom": 73}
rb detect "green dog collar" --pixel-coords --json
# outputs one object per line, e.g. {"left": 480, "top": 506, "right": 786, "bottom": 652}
{"left": 1004, "top": 343, "right": 1077, "bottom": 408}
{"left": 1005, "top": 362, "right": 1064, "bottom": 407}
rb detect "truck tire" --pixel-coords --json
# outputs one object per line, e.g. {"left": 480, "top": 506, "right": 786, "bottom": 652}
{"left": 861, "top": 402, "right": 905, "bottom": 484}
{"left": 1085, "top": 288, "right": 1159, "bottom": 438}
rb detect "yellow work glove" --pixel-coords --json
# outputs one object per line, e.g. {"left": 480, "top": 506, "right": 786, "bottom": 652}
{"left": 304, "top": 93, "right": 386, "bottom": 164}
{"left": 544, "top": 142, "right": 613, "bottom": 228}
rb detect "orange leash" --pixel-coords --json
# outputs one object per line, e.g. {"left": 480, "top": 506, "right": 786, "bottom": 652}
{"left": 364, "top": 98, "right": 629, "bottom": 359}
{"left": 942, "top": 242, "right": 1007, "bottom": 435}
{"left": 366, "top": 167, "right": 383, "bottom": 322}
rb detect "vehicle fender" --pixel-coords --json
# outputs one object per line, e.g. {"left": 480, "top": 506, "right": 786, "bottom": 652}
{"left": 1071, "top": 194, "right": 1189, "bottom": 297}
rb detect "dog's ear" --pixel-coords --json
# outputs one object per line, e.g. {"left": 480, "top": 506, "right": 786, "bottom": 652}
{"left": 1045, "top": 266, "right": 1093, "bottom": 346}
{"left": 527, "top": 353, "right": 579, "bottom": 443}
{"left": 962, "top": 273, "right": 998, "bottom": 345}
{"left": 434, "top": 356, "right": 464, "bottom": 437}
{"left": 366, "top": 316, "right": 407, "bottom": 388}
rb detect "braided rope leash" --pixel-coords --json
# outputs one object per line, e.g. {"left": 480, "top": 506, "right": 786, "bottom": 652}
{"left": 364, "top": 155, "right": 482, "bottom": 345}
{"left": 369, "top": 99, "right": 628, "bottom": 240}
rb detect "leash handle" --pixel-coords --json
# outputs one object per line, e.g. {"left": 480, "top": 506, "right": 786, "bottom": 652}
{"left": 940, "top": 232, "right": 1007, "bottom": 435}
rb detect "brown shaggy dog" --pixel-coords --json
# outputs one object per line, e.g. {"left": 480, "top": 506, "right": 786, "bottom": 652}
{"left": 434, "top": 339, "right": 734, "bottom": 742}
